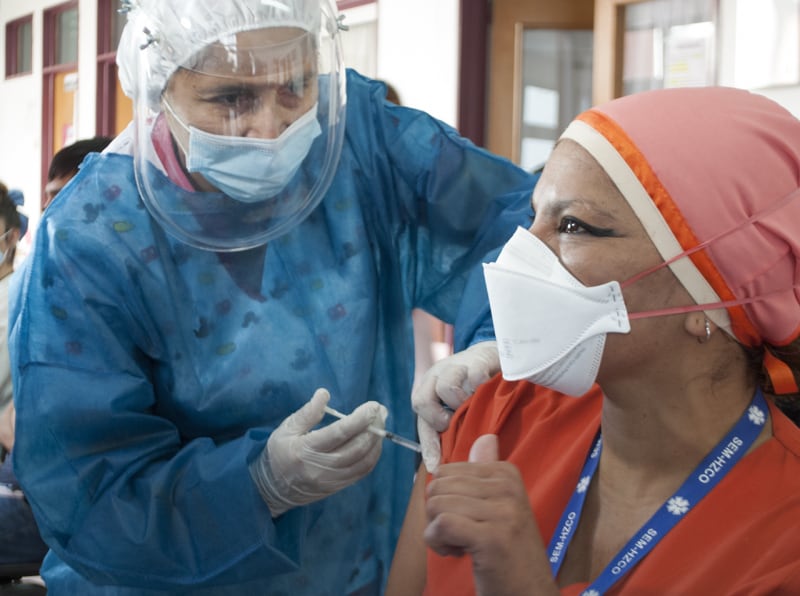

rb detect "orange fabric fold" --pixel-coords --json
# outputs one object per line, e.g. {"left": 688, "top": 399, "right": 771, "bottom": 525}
{"left": 764, "top": 349, "right": 799, "bottom": 395}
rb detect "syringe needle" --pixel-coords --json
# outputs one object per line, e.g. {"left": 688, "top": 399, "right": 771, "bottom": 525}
{"left": 383, "top": 430, "right": 423, "bottom": 453}
{"left": 323, "top": 406, "right": 422, "bottom": 453}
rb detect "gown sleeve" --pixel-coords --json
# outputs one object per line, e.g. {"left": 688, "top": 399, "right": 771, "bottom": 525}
{"left": 9, "top": 178, "right": 305, "bottom": 589}
{"left": 348, "top": 72, "right": 539, "bottom": 350}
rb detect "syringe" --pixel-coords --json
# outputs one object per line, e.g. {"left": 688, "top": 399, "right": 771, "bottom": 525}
{"left": 324, "top": 406, "right": 422, "bottom": 453}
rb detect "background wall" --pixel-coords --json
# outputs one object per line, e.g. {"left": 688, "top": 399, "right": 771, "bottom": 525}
{"left": 338, "top": 0, "right": 460, "bottom": 124}
{"left": 0, "top": 0, "right": 462, "bottom": 248}
{"left": 717, "top": 0, "right": 800, "bottom": 117}
{"left": 375, "top": 0, "right": 460, "bottom": 125}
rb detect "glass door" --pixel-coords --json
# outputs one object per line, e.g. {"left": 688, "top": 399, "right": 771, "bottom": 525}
{"left": 487, "top": 0, "right": 595, "bottom": 166}
{"left": 519, "top": 29, "right": 594, "bottom": 172}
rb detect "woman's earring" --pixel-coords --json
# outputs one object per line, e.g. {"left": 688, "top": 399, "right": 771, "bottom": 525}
{"left": 697, "top": 318, "right": 712, "bottom": 344}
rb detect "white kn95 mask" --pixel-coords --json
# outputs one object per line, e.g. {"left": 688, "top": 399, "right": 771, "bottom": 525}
{"left": 483, "top": 227, "right": 631, "bottom": 396}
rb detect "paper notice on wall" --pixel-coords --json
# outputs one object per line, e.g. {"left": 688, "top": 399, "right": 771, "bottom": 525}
{"left": 63, "top": 72, "right": 78, "bottom": 93}
{"left": 62, "top": 123, "right": 76, "bottom": 147}
{"left": 664, "top": 22, "right": 715, "bottom": 88}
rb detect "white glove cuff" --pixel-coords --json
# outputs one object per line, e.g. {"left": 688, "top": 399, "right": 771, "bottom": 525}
{"left": 249, "top": 453, "right": 294, "bottom": 518}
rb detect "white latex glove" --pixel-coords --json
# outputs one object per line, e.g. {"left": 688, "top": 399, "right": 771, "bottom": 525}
{"left": 250, "top": 388, "right": 387, "bottom": 517}
{"left": 411, "top": 340, "right": 499, "bottom": 473}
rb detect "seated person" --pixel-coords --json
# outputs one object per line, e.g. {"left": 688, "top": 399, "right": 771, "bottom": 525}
{"left": 0, "top": 138, "right": 111, "bottom": 571}
{"left": 0, "top": 185, "right": 46, "bottom": 567}
{"left": 386, "top": 86, "right": 800, "bottom": 595}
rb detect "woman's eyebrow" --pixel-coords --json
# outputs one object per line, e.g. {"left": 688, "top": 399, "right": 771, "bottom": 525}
{"left": 540, "top": 198, "right": 616, "bottom": 220}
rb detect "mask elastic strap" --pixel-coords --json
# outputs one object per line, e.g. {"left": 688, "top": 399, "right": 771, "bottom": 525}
{"left": 620, "top": 188, "right": 800, "bottom": 395}
{"left": 627, "top": 297, "right": 760, "bottom": 320}
{"left": 620, "top": 187, "right": 800, "bottom": 290}
{"left": 160, "top": 98, "right": 191, "bottom": 156}
{"left": 626, "top": 284, "right": 800, "bottom": 320}
{"left": 628, "top": 287, "right": 800, "bottom": 395}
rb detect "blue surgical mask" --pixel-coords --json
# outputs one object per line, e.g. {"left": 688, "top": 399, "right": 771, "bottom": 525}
{"left": 165, "top": 102, "right": 322, "bottom": 202}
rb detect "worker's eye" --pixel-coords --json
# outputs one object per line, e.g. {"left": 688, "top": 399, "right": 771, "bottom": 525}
{"left": 279, "top": 74, "right": 311, "bottom": 98}
{"left": 213, "top": 93, "right": 253, "bottom": 110}
{"left": 276, "top": 74, "right": 315, "bottom": 108}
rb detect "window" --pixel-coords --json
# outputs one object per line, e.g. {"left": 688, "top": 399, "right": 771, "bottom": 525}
{"left": 720, "top": 0, "right": 800, "bottom": 89}
{"left": 337, "top": 0, "right": 375, "bottom": 9}
{"left": 596, "top": 0, "right": 800, "bottom": 104}
{"left": 97, "top": 0, "right": 133, "bottom": 136}
{"left": 520, "top": 30, "right": 594, "bottom": 172}
{"left": 5, "top": 15, "right": 33, "bottom": 78}
{"left": 622, "top": 0, "right": 717, "bottom": 95}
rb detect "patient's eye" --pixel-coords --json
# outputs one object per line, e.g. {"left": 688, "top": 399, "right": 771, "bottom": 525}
{"left": 558, "top": 217, "right": 587, "bottom": 234}
{"left": 558, "top": 216, "right": 615, "bottom": 237}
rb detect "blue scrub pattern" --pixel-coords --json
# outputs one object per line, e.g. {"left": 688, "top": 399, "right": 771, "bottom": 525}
{"left": 9, "top": 71, "right": 537, "bottom": 595}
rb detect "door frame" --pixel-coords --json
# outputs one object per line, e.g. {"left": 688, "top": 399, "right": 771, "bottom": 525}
{"left": 458, "top": 0, "right": 491, "bottom": 147}
{"left": 41, "top": 0, "right": 79, "bottom": 204}
{"left": 593, "top": 0, "right": 644, "bottom": 104}
{"left": 484, "top": 0, "right": 595, "bottom": 162}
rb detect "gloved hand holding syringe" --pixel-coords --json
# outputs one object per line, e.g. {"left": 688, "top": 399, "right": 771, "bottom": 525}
{"left": 251, "top": 388, "right": 421, "bottom": 518}
{"left": 324, "top": 406, "right": 422, "bottom": 453}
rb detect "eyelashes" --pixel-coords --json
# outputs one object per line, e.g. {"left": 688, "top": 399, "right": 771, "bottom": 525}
{"left": 557, "top": 216, "right": 616, "bottom": 237}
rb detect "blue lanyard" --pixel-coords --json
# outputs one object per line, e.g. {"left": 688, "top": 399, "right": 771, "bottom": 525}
{"left": 547, "top": 389, "right": 768, "bottom": 595}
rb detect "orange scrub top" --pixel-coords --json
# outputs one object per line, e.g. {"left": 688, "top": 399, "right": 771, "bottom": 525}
{"left": 425, "top": 376, "right": 800, "bottom": 595}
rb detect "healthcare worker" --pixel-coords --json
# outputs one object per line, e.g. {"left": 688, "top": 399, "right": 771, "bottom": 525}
{"left": 9, "top": 1, "right": 537, "bottom": 594}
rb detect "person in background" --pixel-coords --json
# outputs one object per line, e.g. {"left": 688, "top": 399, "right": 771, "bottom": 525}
{"left": 43, "top": 136, "right": 113, "bottom": 210}
{"left": 0, "top": 186, "right": 26, "bottom": 450}
{"left": 382, "top": 80, "right": 401, "bottom": 106}
{"left": 0, "top": 138, "right": 113, "bottom": 579}
{"left": 0, "top": 183, "right": 45, "bottom": 568}
{"left": 387, "top": 87, "right": 800, "bottom": 595}
{"left": 9, "top": 1, "right": 537, "bottom": 594}
{"left": 3, "top": 136, "right": 114, "bottom": 445}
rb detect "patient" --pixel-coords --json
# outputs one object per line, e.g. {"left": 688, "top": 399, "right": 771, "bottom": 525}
{"left": 387, "top": 87, "right": 800, "bottom": 595}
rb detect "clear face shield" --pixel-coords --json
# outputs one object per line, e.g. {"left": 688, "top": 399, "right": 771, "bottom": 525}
{"left": 130, "top": 4, "right": 346, "bottom": 251}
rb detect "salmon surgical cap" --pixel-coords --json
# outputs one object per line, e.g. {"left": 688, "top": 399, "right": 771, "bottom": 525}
{"left": 561, "top": 87, "right": 800, "bottom": 348}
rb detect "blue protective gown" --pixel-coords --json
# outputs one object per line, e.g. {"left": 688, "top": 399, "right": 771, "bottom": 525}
{"left": 10, "top": 70, "right": 537, "bottom": 595}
